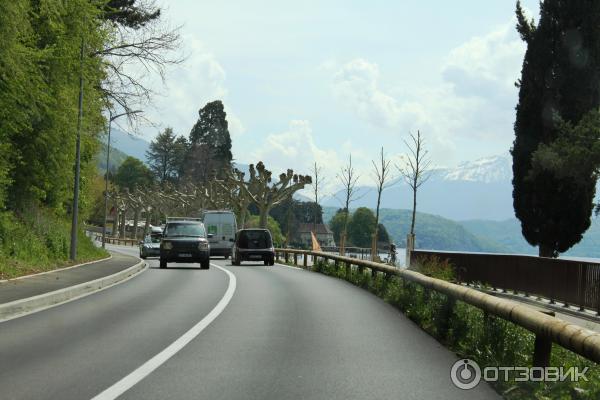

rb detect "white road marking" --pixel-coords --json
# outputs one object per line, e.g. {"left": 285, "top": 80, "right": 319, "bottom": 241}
{"left": 90, "top": 263, "right": 236, "bottom": 400}
{"left": 275, "top": 262, "right": 304, "bottom": 270}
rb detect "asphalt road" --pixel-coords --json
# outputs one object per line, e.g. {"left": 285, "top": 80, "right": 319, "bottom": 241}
{"left": 0, "top": 246, "right": 499, "bottom": 400}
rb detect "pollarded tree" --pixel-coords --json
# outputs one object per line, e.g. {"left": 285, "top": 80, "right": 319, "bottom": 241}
{"left": 512, "top": 0, "right": 600, "bottom": 257}
{"left": 231, "top": 162, "right": 311, "bottom": 228}
{"left": 219, "top": 168, "right": 253, "bottom": 228}
{"left": 188, "top": 100, "right": 232, "bottom": 179}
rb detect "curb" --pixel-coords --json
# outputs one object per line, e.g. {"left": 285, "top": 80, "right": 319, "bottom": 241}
{"left": 0, "top": 260, "right": 147, "bottom": 323}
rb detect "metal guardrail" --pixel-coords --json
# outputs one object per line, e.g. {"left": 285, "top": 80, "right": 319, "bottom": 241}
{"left": 103, "top": 237, "right": 138, "bottom": 246}
{"left": 412, "top": 250, "right": 600, "bottom": 314}
{"left": 275, "top": 248, "right": 600, "bottom": 365}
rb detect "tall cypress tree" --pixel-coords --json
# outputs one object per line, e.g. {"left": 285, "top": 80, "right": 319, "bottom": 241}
{"left": 512, "top": 0, "right": 600, "bottom": 257}
{"left": 188, "top": 100, "right": 233, "bottom": 180}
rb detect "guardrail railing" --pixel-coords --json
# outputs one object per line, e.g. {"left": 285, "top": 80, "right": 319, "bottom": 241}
{"left": 412, "top": 249, "right": 600, "bottom": 315}
{"left": 103, "top": 237, "right": 138, "bottom": 246}
{"left": 274, "top": 248, "right": 600, "bottom": 366}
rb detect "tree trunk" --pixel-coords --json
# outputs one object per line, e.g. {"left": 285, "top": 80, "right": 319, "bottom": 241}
{"left": 373, "top": 188, "right": 382, "bottom": 261}
{"left": 113, "top": 208, "right": 120, "bottom": 238}
{"left": 119, "top": 210, "right": 126, "bottom": 238}
{"left": 410, "top": 187, "right": 417, "bottom": 235}
{"left": 143, "top": 209, "right": 151, "bottom": 238}
{"left": 259, "top": 206, "right": 270, "bottom": 228}
{"left": 132, "top": 209, "right": 140, "bottom": 239}
{"left": 539, "top": 243, "right": 556, "bottom": 258}
{"left": 239, "top": 209, "right": 247, "bottom": 229}
{"left": 371, "top": 230, "right": 378, "bottom": 262}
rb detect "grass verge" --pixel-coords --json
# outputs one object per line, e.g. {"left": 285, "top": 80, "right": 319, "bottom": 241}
{"left": 0, "top": 209, "right": 108, "bottom": 279}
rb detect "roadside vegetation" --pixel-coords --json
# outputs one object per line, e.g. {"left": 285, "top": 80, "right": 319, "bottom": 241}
{"left": 0, "top": 209, "right": 106, "bottom": 279}
{"left": 0, "top": 1, "right": 179, "bottom": 276}
{"left": 283, "top": 256, "right": 600, "bottom": 399}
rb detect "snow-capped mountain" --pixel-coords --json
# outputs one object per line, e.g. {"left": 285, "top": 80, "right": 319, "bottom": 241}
{"left": 323, "top": 153, "right": 515, "bottom": 221}
{"left": 432, "top": 154, "right": 511, "bottom": 184}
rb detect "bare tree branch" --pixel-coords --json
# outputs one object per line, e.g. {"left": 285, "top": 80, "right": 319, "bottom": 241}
{"left": 396, "top": 130, "right": 432, "bottom": 235}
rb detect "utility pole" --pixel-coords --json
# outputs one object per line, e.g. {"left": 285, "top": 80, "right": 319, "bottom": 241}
{"left": 101, "top": 110, "right": 113, "bottom": 249}
{"left": 70, "top": 38, "right": 85, "bottom": 261}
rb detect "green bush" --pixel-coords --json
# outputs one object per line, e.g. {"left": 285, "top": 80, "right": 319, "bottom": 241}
{"left": 306, "top": 258, "right": 600, "bottom": 399}
{"left": 0, "top": 209, "right": 107, "bottom": 279}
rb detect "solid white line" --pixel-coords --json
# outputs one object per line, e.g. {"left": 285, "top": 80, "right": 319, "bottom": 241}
{"left": 90, "top": 264, "right": 237, "bottom": 400}
{"left": 275, "top": 262, "right": 304, "bottom": 270}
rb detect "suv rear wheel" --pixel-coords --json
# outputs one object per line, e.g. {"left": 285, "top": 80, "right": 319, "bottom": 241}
{"left": 159, "top": 259, "right": 167, "bottom": 269}
{"left": 201, "top": 260, "right": 210, "bottom": 270}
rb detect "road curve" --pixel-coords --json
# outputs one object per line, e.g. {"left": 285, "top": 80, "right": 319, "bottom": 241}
{"left": 0, "top": 246, "right": 499, "bottom": 399}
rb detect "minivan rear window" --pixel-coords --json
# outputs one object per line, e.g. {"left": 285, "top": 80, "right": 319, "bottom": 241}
{"left": 238, "top": 230, "right": 272, "bottom": 249}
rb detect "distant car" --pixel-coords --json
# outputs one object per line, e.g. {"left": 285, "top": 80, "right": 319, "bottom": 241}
{"left": 139, "top": 234, "right": 161, "bottom": 259}
{"left": 159, "top": 218, "right": 211, "bottom": 269}
{"left": 231, "top": 229, "right": 275, "bottom": 266}
{"left": 202, "top": 210, "right": 237, "bottom": 259}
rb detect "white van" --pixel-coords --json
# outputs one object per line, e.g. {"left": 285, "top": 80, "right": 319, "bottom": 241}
{"left": 202, "top": 210, "right": 237, "bottom": 258}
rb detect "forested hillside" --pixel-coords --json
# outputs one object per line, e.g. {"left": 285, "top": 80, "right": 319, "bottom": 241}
{"left": 0, "top": 1, "right": 177, "bottom": 276}
{"left": 323, "top": 207, "right": 504, "bottom": 252}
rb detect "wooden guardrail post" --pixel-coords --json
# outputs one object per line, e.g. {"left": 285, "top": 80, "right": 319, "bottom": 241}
{"left": 303, "top": 253, "right": 307, "bottom": 268}
{"left": 293, "top": 253, "right": 298, "bottom": 266}
{"left": 284, "top": 252, "right": 289, "bottom": 264}
{"left": 532, "top": 311, "right": 555, "bottom": 374}
{"left": 345, "top": 262, "right": 351, "bottom": 277}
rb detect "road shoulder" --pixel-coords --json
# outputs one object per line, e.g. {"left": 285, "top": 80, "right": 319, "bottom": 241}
{"left": 0, "top": 251, "right": 146, "bottom": 321}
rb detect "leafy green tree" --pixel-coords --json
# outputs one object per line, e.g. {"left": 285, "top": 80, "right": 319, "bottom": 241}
{"left": 329, "top": 209, "right": 349, "bottom": 244}
{"left": 146, "top": 128, "right": 187, "bottom": 184}
{"left": 270, "top": 199, "right": 323, "bottom": 237}
{"left": 102, "top": 0, "right": 161, "bottom": 28}
{"left": 188, "top": 100, "right": 232, "bottom": 180}
{"left": 245, "top": 215, "right": 285, "bottom": 247}
{"left": 114, "top": 157, "right": 153, "bottom": 191}
{"left": 512, "top": 0, "right": 600, "bottom": 257}
{"left": 377, "top": 223, "right": 390, "bottom": 244}
{"left": 348, "top": 207, "right": 377, "bottom": 248}
{"left": 4, "top": 0, "right": 106, "bottom": 211}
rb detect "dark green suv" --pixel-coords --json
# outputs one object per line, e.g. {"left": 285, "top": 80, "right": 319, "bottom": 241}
{"left": 159, "top": 218, "right": 211, "bottom": 269}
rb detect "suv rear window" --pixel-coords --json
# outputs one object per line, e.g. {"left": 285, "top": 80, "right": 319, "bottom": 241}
{"left": 238, "top": 230, "right": 272, "bottom": 249}
{"left": 164, "top": 223, "right": 206, "bottom": 237}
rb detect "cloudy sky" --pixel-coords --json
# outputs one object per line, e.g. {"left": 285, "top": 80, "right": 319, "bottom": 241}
{"left": 137, "top": 0, "right": 540, "bottom": 187}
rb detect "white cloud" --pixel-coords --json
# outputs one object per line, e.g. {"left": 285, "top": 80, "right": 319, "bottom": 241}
{"left": 328, "top": 18, "right": 526, "bottom": 166}
{"left": 442, "top": 20, "right": 525, "bottom": 105}
{"left": 141, "top": 36, "right": 244, "bottom": 140}
{"left": 332, "top": 59, "right": 428, "bottom": 130}
{"left": 246, "top": 120, "right": 349, "bottom": 194}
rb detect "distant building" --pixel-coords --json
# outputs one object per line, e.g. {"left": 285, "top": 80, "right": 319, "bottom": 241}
{"left": 293, "top": 223, "right": 336, "bottom": 248}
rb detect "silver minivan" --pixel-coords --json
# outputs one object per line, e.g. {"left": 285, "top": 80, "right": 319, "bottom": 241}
{"left": 202, "top": 210, "right": 237, "bottom": 258}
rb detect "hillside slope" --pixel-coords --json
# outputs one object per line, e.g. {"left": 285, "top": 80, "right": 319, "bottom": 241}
{"left": 462, "top": 217, "right": 600, "bottom": 258}
{"left": 323, "top": 207, "right": 504, "bottom": 252}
